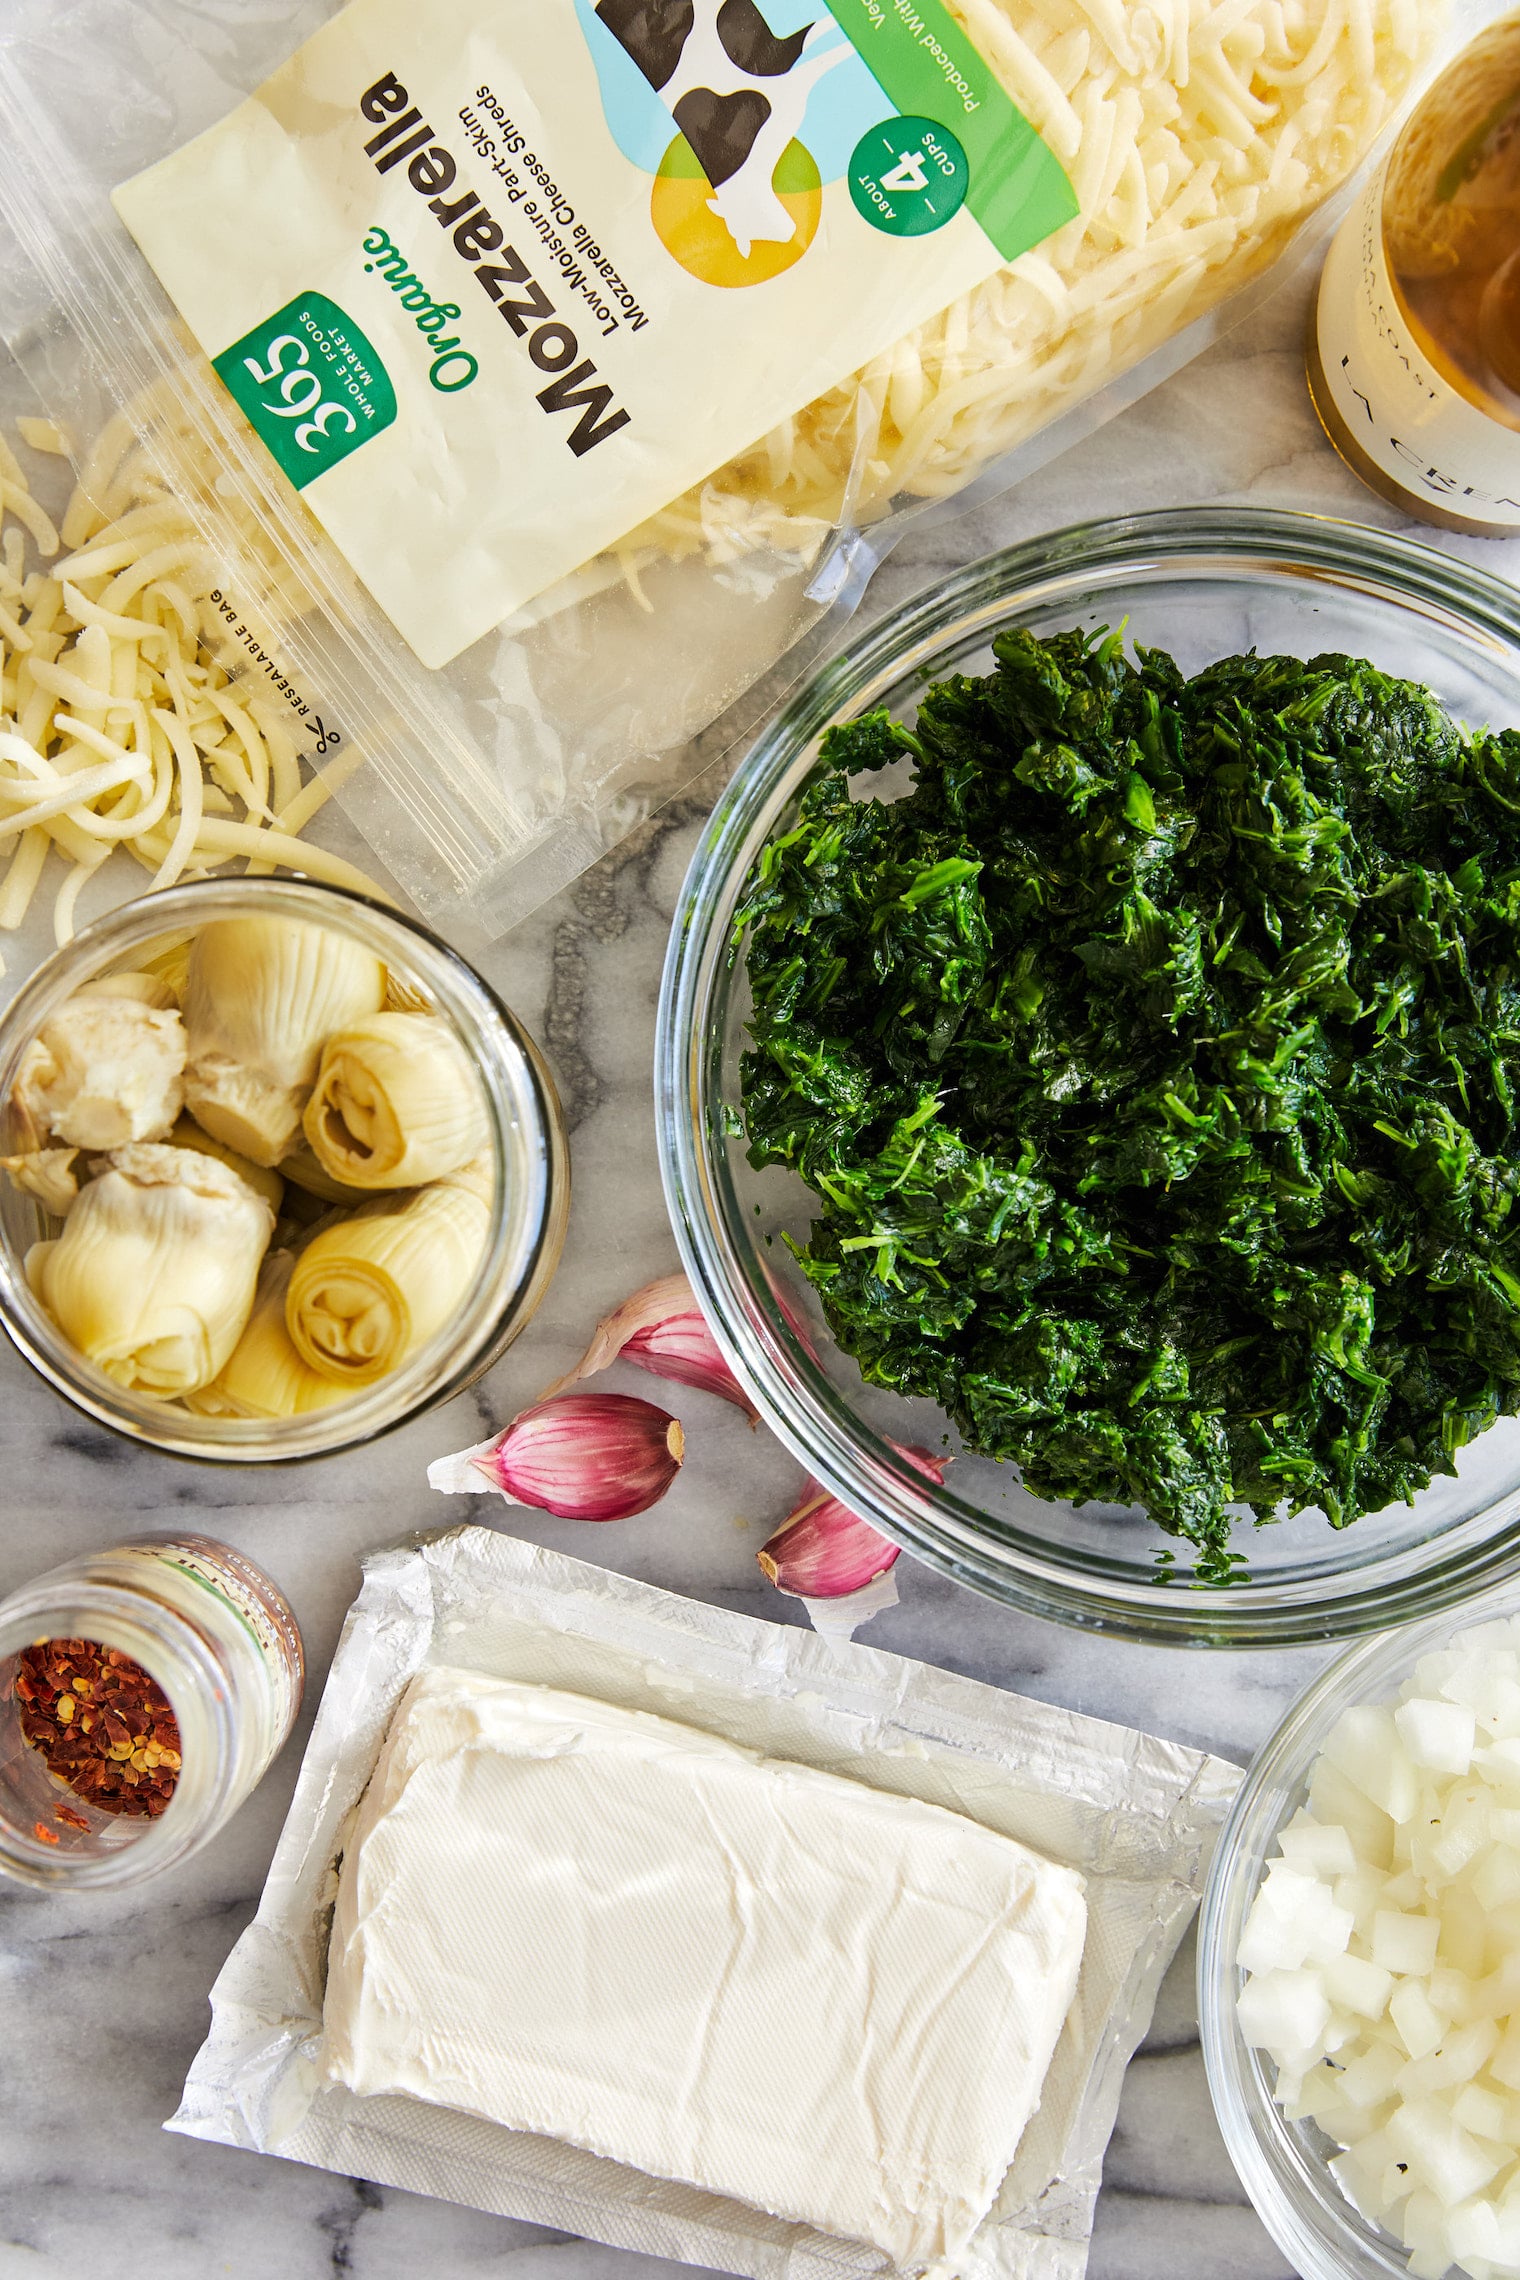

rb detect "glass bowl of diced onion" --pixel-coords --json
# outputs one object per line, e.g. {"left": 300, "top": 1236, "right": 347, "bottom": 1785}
{"left": 1199, "top": 1579, "right": 1520, "bottom": 2280}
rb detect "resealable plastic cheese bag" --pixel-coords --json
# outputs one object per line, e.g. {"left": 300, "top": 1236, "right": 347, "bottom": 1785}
{"left": 0, "top": 0, "right": 1473, "bottom": 935}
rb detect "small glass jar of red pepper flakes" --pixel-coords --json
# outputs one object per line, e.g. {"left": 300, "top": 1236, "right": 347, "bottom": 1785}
{"left": 0, "top": 1533, "right": 302, "bottom": 1889}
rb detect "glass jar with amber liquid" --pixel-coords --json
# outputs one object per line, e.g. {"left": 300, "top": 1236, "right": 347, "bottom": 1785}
{"left": 1308, "top": 13, "right": 1520, "bottom": 536}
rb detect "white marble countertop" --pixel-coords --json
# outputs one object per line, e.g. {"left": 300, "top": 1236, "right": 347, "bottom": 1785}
{"left": 3, "top": 257, "right": 1520, "bottom": 2280}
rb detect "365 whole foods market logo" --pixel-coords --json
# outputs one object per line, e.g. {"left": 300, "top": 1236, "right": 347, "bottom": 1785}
{"left": 214, "top": 292, "right": 396, "bottom": 487}
{"left": 577, "top": 0, "right": 965, "bottom": 287}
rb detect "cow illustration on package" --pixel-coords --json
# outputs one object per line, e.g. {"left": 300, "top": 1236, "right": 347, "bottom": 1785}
{"left": 594, "top": 0, "right": 847, "bottom": 255}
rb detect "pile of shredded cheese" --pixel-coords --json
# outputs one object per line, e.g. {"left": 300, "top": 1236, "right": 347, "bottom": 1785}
{"left": 0, "top": 403, "right": 377, "bottom": 971}
{"left": 623, "top": 0, "right": 1441, "bottom": 576}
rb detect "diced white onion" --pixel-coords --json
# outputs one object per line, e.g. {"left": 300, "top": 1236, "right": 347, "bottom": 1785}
{"left": 1239, "top": 1618, "right": 1520, "bottom": 2279}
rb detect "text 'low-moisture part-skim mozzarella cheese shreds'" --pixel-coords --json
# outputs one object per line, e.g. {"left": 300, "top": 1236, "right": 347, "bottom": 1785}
{"left": 322, "top": 1668, "right": 1088, "bottom": 2268}
{"left": 1238, "top": 1619, "right": 1520, "bottom": 2280}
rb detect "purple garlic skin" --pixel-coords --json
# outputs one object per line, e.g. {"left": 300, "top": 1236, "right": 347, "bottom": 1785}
{"left": 539, "top": 1271, "right": 758, "bottom": 1419}
{"left": 758, "top": 1444, "right": 947, "bottom": 1598}
{"left": 470, "top": 1392, "right": 686, "bottom": 1521}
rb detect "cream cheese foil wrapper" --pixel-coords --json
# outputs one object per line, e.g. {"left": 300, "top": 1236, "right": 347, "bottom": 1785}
{"left": 168, "top": 1525, "right": 1241, "bottom": 2280}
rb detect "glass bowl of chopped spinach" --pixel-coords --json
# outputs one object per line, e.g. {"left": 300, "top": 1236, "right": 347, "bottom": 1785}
{"left": 656, "top": 508, "right": 1520, "bottom": 1645}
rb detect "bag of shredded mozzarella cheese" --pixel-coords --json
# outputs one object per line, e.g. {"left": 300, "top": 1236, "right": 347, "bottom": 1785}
{"left": 0, "top": 0, "right": 1478, "bottom": 935}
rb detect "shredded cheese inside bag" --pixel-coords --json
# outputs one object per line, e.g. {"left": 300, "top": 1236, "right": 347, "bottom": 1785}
{"left": 620, "top": 0, "right": 1444, "bottom": 576}
{"left": 0, "top": 408, "right": 379, "bottom": 966}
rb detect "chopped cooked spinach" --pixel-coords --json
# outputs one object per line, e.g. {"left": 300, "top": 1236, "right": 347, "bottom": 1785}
{"left": 738, "top": 626, "right": 1520, "bottom": 1581}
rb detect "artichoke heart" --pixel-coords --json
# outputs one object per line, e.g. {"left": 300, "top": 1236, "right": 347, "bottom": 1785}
{"left": 183, "top": 915, "right": 385, "bottom": 1167}
{"left": 138, "top": 932, "right": 193, "bottom": 1006}
{"left": 278, "top": 1139, "right": 373, "bottom": 1208}
{"left": 74, "top": 971, "right": 179, "bottom": 1011}
{"left": 303, "top": 1012, "right": 489, "bottom": 1189}
{"left": 186, "top": 1251, "right": 348, "bottom": 1419}
{"left": 384, "top": 971, "right": 433, "bottom": 1013}
{"left": 0, "top": 1148, "right": 80, "bottom": 1217}
{"left": 168, "top": 1115, "right": 285, "bottom": 1216}
{"left": 286, "top": 1165, "right": 491, "bottom": 1386}
{"left": 28, "top": 1142, "right": 274, "bottom": 1397}
{"left": 11, "top": 995, "right": 186, "bottom": 1152}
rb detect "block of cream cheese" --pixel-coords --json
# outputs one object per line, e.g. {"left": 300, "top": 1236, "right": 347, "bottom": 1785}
{"left": 322, "top": 1667, "right": 1087, "bottom": 2268}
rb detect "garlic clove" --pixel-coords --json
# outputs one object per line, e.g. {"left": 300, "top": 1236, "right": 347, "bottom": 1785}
{"left": 429, "top": 1392, "right": 685, "bottom": 1520}
{"left": 538, "top": 1271, "right": 758, "bottom": 1418}
{"left": 759, "top": 1490, "right": 900, "bottom": 1598}
{"left": 758, "top": 1445, "right": 947, "bottom": 1598}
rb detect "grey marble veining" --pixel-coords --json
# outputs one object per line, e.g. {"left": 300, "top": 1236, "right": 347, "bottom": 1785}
{"left": 3, "top": 260, "right": 1520, "bottom": 2280}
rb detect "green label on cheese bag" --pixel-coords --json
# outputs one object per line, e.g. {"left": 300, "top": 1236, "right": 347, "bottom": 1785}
{"left": 213, "top": 292, "right": 396, "bottom": 488}
{"left": 825, "top": 0, "right": 1076, "bottom": 258}
{"left": 848, "top": 116, "right": 969, "bottom": 238}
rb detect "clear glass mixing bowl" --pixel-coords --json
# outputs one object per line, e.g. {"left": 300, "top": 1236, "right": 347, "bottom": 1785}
{"left": 1197, "top": 1578, "right": 1520, "bottom": 2279}
{"left": 656, "top": 508, "right": 1520, "bottom": 1646}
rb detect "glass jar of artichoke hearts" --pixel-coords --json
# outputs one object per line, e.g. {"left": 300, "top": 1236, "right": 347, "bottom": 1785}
{"left": 0, "top": 878, "right": 569, "bottom": 1460}
{"left": 0, "top": 1533, "right": 302, "bottom": 1889}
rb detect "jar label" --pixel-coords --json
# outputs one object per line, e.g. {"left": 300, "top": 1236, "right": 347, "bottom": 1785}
{"left": 1315, "top": 161, "right": 1520, "bottom": 530}
{"left": 117, "top": 1539, "right": 302, "bottom": 1741}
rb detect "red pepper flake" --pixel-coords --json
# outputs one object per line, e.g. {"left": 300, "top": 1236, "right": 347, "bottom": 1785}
{"left": 54, "top": 1804, "right": 90, "bottom": 1832}
{"left": 14, "top": 1641, "right": 181, "bottom": 1819}
{"left": 32, "top": 1821, "right": 59, "bottom": 1845}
